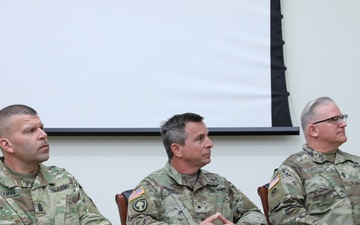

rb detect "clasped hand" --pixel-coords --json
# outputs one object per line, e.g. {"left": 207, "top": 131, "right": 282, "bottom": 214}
{"left": 199, "top": 212, "right": 235, "bottom": 225}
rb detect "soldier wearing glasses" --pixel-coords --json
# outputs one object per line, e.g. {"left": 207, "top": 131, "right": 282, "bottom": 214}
{"left": 268, "top": 96, "right": 360, "bottom": 225}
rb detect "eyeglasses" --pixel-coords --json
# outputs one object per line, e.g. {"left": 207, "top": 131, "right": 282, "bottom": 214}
{"left": 312, "top": 114, "right": 348, "bottom": 125}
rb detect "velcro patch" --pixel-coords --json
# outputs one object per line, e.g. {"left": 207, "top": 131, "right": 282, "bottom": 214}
{"left": 269, "top": 174, "right": 280, "bottom": 191}
{"left": 0, "top": 189, "right": 19, "bottom": 197}
{"left": 129, "top": 186, "right": 145, "bottom": 202}
{"left": 132, "top": 199, "right": 148, "bottom": 212}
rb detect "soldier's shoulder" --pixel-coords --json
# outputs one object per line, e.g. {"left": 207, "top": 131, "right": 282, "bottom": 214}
{"left": 151, "top": 166, "right": 167, "bottom": 174}
{"left": 44, "top": 165, "right": 75, "bottom": 179}
{"left": 46, "top": 165, "right": 66, "bottom": 173}
{"left": 273, "top": 152, "right": 308, "bottom": 178}
{"left": 341, "top": 151, "right": 360, "bottom": 161}
{"left": 202, "top": 169, "right": 222, "bottom": 178}
{"left": 281, "top": 151, "right": 307, "bottom": 166}
{"left": 146, "top": 167, "right": 167, "bottom": 179}
{"left": 287, "top": 150, "right": 305, "bottom": 160}
{"left": 141, "top": 167, "right": 169, "bottom": 186}
{"left": 202, "top": 170, "right": 228, "bottom": 186}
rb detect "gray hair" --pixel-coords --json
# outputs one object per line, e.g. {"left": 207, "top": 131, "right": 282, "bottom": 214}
{"left": 160, "top": 112, "right": 204, "bottom": 160}
{"left": 300, "top": 97, "right": 335, "bottom": 132}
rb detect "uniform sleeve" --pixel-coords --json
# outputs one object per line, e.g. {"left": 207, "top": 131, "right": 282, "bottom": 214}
{"left": 228, "top": 182, "right": 267, "bottom": 225}
{"left": 126, "top": 181, "right": 167, "bottom": 225}
{"left": 268, "top": 166, "right": 328, "bottom": 225}
{"left": 70, "top": 175, "right": 112, "bottom": 225}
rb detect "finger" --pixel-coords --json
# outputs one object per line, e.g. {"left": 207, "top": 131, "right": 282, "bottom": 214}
{"left": 203, "top": 212, "right": 221, "bottom": 222}
{"left": 218, "top": 214, "right": 232, "bottom": 224}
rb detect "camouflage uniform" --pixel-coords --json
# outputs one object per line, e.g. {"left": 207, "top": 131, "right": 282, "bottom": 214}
{"left": 127, "top": 162, "right": 266, "bottom": 225}
{"left": 0, "top": 157, "right": 112, "bottom": 225}
{"left": 268, "top": 144, "right": 360, "bottom": 225}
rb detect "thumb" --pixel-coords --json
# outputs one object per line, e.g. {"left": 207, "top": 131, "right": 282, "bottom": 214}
{"left": 203, "top": 212, "right": 221, "bottom": 222}
{"left": 218, "top": 214, "right": 232, "bottom": 224}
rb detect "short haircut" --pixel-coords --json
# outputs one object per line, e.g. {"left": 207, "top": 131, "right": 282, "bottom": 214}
{"left": 0, "top": 104, "right": 37, "bottom": 136}
{"left": 300, "top": 97, "right": 335, "bottom": 132}
{"left": 160, "top": 112, "right": 204, "bottom": 160}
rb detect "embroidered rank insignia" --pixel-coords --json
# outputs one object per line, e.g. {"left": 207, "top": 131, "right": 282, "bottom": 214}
{"left": 128, "top": 186, "right": 145, "bottom": 202}
{"left": 269, "top": 174, "right": 280, "bottom": 191}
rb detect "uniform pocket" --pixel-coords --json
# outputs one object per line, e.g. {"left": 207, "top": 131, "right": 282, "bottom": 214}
{"left": 53, "top": 193, "right": 80, "bottom": 225}
{"left": 320, "top": 173, "right": 347, "bottom": 197}
{"left": 305, "top": 172, "right": 346, "bottom": 213}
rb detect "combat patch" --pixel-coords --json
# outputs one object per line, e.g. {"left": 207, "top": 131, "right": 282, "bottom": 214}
{"left": 129, "top": 186, "right": 145, "bottom": 202}
{"left": 269, "top": 174, "right": 280, "bottom": 191}
{"left": 132, "top": 199, "right": 148, "bottom": 212}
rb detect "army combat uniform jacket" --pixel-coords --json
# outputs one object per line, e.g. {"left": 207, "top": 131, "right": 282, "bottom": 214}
{"left": 268, "top": 144, "right": 360, "bottom": 225}
{"left": 0, "top": 158, "right": 112, "bottom": 225}
{"left": 127, "top": 162, "right": 266, "bottom": 225}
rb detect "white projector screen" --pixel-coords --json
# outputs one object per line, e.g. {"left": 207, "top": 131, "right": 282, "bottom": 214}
{"left": 0, "top": 0, "right": 296, "bottom": 135}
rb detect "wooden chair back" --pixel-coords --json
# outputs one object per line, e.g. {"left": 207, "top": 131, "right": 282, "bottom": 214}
{"left": 115, "top": 189, "right": 133, "bottom": 225}
{"left": 257, "top": 183, "right": 272, "bottom": 225}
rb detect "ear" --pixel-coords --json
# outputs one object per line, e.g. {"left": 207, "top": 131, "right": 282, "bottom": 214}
{"left": 308, "top": 124, "right": 319, "bottom": 138}
{"left": 170, "top": 143, "right": 182, "bottom": 158}
{"left": 0, "top": 138, "right": 14, "bottom": 154}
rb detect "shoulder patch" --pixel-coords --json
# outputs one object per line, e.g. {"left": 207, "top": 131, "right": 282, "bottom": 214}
{"left": 269, "top": 174, "right": 280, "bottom": 191}
{"left": 128, "top": 186, "right": 145, "bottom": 202}
{"left": 132, "top": 199, "right": 148, "bottom": 212}
{"left": 268, "top": 174, "right": 286, "bottom": 209}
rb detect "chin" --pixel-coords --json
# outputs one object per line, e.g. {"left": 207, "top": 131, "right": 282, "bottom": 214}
{"left": 341, "top": 136, "right": 348, "bottom": 142}
{"left": 40, "top": 154, "right": 50, "bottom": 163}
{"left": 205, "top": 159, "right": 211, "bottom": 165}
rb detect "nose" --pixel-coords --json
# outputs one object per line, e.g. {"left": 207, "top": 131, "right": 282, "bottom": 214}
{"left": 339, "top": 120, "right": 347, "bottom": 128}
{"left": 38, "top": 128, "right": 48, "bottom": 139}
{"left": 206, "top": 136, "right": 214, "bottom": 148}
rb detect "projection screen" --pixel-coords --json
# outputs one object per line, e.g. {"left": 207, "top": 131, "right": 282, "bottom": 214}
{"left": 0, "top": 0, "right": 298, "bottom": 135}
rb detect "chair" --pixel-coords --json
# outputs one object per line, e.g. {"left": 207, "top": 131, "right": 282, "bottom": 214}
{"left": 115, "top": 189, "right": 133, "bottom": 225}
{"left": 257, "top": 183, "right": 272, "bottom": 225}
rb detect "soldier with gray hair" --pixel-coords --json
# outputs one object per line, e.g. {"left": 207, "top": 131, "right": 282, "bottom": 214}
{"left": 0, "top": 104, "right": 112, "bottom": 224}
{"left": 268, "top": 97, "right": 360, "bottom": 224}
{"left": 127, "top": 112, "right": 266, "bottom": 225}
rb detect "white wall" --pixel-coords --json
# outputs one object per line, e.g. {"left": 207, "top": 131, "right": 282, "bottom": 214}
{"left": 46, "top": 135, "right": 298, "bottom": 225}
{"left": 6, "top": 1, "right": 360, "bottom": 224}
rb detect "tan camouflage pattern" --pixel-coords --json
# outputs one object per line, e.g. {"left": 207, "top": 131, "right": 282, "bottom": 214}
{"left": 127, "top": 162, "right": 266, "bottom": 225}
{"left": 268, "top": 144, "right": 360, "bottom": 225}
{"left": 0, "top": 157, "right": 112, "bottom": 225}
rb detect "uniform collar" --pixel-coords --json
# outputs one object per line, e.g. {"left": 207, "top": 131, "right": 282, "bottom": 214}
{"left": 303, "top": 144, "right": 349, "bottom": 164}
{"left": 165, "top": 162, "right": 219, "bottom": 188}
{"left": 0, "top": 157, "right": 56, "bottom": 188}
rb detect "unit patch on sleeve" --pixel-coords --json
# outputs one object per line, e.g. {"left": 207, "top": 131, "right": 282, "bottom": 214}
{"left": 132, "top": 199, "right": 148, "bottom": 212}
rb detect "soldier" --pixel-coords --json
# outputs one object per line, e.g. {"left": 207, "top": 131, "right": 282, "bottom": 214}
{"left": 268, "top": 97, "right": 360, "bottom": 224}
{"left": 127, "top": 112, "right": 266, "bottom": 225}
{"left": 0, "top": 104, "right": 112, "bottom": 224}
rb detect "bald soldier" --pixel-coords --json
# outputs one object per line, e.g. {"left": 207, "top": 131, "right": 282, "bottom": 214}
{"left": 127, "top": 112, "right": 266, "bottom": 225}
{"left": 268, "top": 97, "right": 360, "bottom": 224}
